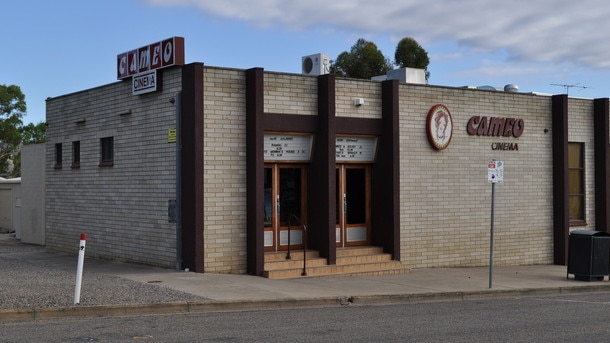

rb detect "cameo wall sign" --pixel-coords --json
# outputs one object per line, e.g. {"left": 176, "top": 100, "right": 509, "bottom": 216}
{"left": 426, "top": 104, "right": 453, "bottom": 150}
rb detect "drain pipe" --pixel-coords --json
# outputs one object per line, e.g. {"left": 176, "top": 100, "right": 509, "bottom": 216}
{"left": 172, "top": 92, "right": 183, "bottom": 271}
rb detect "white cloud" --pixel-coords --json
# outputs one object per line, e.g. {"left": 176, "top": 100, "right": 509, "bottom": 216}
{"left": 431, "top": 52, "right": 465, "bottom": 62}
{"left": 456, "top": 61, "right": 554, "bottom": 79}
{"left": 145, "top": 0, "right": 610, "bottom": 69}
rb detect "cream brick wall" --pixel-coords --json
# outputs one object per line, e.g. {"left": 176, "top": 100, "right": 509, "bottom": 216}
{"left": 203, "top": 67, "right": 248, "bottom": 273}
{"left": 46, "top": 64, "right": 604, "bottom": 273}
{"left": 203, "top": 71, "right": 597, "bottom": 271}
{"left": 567, "top": 98, "right": 595, "bottom": 230}
{"left": 399, "top": 85, "right": 555, "bottom": 268}
{"left": 264, "top": 72, "right": 318, "bottom": 115}
{"left": 46, "top": 68, "right": 182, "bottom": 268}
{"left": 336, "top": 78, "right": 382, "bottom": 119}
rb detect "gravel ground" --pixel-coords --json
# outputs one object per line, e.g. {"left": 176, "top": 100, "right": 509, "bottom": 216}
{"left": 0, "top": 234, "right": 207, "bottom": 310}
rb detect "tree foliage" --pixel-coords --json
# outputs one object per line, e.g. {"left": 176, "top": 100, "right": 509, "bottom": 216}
{"left": 330, "top": 39, "right": 393, "bottom": 80}
{"left": 0, "top": 84, "right": 46, "bottom": 178}
{"left": 0, "top": 85, "right": 26, "bottom": 177}
{"left": 394, "top": 37, "right": 430, "bottom": 80}
{"left": 330, "top": 37, "right": 430, "bottom": 81}
{"left": 21, "top": 122, "right": 47, "bottom": 145}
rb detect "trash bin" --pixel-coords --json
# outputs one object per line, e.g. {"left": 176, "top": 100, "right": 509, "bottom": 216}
{"left": 567, "top": 230, "right": 610, "bottom": 281}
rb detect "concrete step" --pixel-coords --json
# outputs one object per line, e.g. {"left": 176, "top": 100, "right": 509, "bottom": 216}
{"left": 263, "top": 260, "right": 408, "bottom": 279}
{"left": 264, "top": 257, "right": 328, "bottom": 271}
{"left": 264, "top": 250, "right": 320, "bottom": 262}
{"left": 263, "top": 246, "right": 409, "bottom": 279}
{"left": 337, "top": 253, "right": 393, "bottom": 264}
{"left": 336, "top": 246, "right": 384, "bottom": 257}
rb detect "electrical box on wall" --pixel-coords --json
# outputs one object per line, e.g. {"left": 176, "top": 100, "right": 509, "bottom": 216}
{"left": 302, "top": 53, "right": 330, "bottom": 75}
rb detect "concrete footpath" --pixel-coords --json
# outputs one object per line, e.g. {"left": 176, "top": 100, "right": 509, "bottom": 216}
{"left": 2, "top": 233, "right": 610, "bottom": 320}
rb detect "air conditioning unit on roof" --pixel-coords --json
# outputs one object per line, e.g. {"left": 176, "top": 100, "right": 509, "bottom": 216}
{"left": 302, "top": 53, "right": 330, "bottom": 75}
{"left": 387, "top": 67, "right": 426, "bottom": 84}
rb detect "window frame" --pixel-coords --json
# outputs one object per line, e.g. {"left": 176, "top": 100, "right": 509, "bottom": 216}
{"left": 54, "top": 143, "right": 62, "bottom": 169}
{"left": 71, "top": 141, "right": 80, "bottom": 169}
{"left": 568, "top": 142, "right": 586, "bottom": 226}
{"left": 99, "top": 136, "right": 114, "bottom": 167}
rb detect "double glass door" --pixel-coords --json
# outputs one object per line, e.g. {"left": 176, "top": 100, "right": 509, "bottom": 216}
{"left": 264, "top": 164, "right": 306, "bottom": 251}
{"left": 262, "top": 163, "right": 370, "bottom": 250}
{"left": 336, "top": 165, "right": 370, "bottom": 247}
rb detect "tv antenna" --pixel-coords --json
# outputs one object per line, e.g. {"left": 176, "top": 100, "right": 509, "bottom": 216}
{"left": 551, "top": 83, "right": 591, "bottom": 95}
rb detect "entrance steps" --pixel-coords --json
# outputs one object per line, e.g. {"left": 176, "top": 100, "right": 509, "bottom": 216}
{"left": 263, "top": 246, "right": 410, "bottom": 279}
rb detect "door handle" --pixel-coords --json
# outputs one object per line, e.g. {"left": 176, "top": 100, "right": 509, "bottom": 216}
{"left": 276, "top": 195, "right": 280, "bottom": 214}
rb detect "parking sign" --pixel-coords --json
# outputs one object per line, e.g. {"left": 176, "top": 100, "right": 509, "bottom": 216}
{"left": 488, "top": 160, "right": 504, "bottom": 183}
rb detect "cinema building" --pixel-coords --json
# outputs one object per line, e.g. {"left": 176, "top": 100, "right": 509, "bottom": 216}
{"left": 45, "top": 37, "right": 610, "bottom": 278}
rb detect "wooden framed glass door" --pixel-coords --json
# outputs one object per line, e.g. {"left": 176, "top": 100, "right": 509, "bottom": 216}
{"left": 264, "top": 164, "right": 307, "bottom": 251}
{"left": 336, "top": 165, "right": 371, "bottom": 247}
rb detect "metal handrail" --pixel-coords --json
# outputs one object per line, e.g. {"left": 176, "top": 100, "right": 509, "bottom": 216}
{"left": 287, "top": 214, "right": 308, "bottom": 276}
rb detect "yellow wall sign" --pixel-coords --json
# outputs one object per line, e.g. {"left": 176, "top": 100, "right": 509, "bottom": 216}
{"left": 168, "top": 128, "right": 176, "bottom": 143}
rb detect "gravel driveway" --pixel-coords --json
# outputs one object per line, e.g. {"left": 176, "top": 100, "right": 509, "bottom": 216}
{"left": 0, "top": 234, "right": 206, "bottom": 310}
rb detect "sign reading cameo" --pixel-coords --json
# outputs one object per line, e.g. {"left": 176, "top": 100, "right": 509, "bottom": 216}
{"left": 426, "top": 104, "right": 453, "bottom": 150}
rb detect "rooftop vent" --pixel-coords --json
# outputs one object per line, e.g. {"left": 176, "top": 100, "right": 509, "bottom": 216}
{"left": 504, "top": 84, "right": 519, "bottom": 92}
{"left": 371, "top": 67, "right": 426, "bottom": 84}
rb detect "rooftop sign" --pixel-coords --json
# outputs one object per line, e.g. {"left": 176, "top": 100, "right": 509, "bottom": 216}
{"left": 117, "top": 37, "right": 185, "bottom": 80}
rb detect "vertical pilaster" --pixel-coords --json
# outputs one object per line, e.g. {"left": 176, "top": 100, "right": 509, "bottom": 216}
{"left": 308, "top": 73, "right": 337, "bottom": 264}
{"left": 372, "top": 79, "right": 400, "bottom": 259}
{"left": 552, "top": 94, "right": 569, "bottom": 265}
{"left": 246, "top": 68, "right": 265, "bottom": 275}
{"left": 181, "top": 62, "right": 205, "bottom": 272}
{"left": 593, "top": 98, "right": 610, "bottom": 232}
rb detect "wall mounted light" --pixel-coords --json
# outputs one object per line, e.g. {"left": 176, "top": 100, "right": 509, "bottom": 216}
{"left": 119, "top": 109, "right": 132, "bottom": 116}
{"left": 353, "top": 98, "right": 365, "bottom": 107}
{"left": 75, "top": 118, "right": 86, "bottom": 124}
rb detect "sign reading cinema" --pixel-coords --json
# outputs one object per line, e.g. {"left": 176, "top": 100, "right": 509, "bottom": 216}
{"left": 132, "top": 70, "right": 157, "bottom": 95}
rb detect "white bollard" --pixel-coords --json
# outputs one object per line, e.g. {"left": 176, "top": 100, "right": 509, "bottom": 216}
{"left": 74, "top": 233, "right": 87, "bottom": 304}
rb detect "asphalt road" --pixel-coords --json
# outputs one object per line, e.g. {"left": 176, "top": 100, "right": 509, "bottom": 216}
{"left": 3, "top": 291, "right": 610, "bottom": 342}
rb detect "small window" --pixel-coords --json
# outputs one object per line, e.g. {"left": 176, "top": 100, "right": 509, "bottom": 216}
{"left": 100, "top": 137, "right": 114, "bottom": 167}
{"left": 568, "top": 142, "right": 585, "bottom": 225}
{"left": 54, "top": 143, "right": 62, "bottom": 169}
{"left": 72, "top": 141, "right": 80, "bottom": 168}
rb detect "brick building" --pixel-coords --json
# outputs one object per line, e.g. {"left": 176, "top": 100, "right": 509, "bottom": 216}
{"left": 45, "top": 40, "right": 610, "bottom": 278}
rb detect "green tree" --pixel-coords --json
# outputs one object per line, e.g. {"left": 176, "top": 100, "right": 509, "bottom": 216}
{"left": 0, "top": 85, "right": 26, "bottom": 178}
{"left": 394, "top": 37, "right": 430, "bottom": 81}
{"left": 330, "top": 38, "right": 393, "bottom": 79}
{"left": 20, "top": 122, "right": 46, "bottom": 145}
{"left": 9, "top": 121, "right": 47, "bottom": 176}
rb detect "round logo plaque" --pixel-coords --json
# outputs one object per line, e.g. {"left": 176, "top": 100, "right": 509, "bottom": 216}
{"left": 426, "top": 104, "right": 453, "bottom": 150}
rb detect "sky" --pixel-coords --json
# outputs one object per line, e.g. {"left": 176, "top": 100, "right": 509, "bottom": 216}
{"left": 4, "top": 0, "right": 610, "bottom": 124}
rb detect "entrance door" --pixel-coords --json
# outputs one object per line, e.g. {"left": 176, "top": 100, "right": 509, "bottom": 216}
{"left": 336, "top": 165, "right": 370, "bottom": 247}
{"left": 264, "top": 164, "right": 306, "bottom": 251}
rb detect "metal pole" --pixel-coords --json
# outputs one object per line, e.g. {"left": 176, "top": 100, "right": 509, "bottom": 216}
{"left": 489, "top": 182, "right": 495, "bottom": 289}
{"left": 174, "top": 92, "right": 183, "bottom": 271}
{"left": 74, "top": 233, "right": 87, "bottom": 304}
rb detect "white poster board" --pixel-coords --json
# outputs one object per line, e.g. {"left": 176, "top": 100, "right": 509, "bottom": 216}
{"left": 336, "top": 136, "right": 378, "bottom": 162}
{"left": 264, "top": 134, "right": 313, "bottom": 162}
